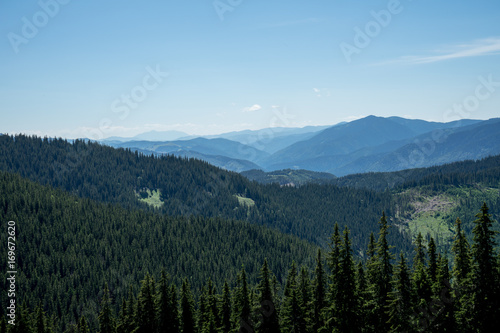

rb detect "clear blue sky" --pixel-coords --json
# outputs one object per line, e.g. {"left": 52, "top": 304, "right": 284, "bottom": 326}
{"left": 1, "top": 0, "right": 500, "bottom": 138}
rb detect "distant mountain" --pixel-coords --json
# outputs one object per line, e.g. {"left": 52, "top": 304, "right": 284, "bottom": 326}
{"left": 102, "top": 116, "right": 497, "bottom": 177}
{"left": 262, "top": 116, "right": 482, "bottom": 171}
{"left": 356, "top": 117, "right": 500, "bottom": 174}
{"left": 107, "top": 137, "right": 268, "bottom": 171}
{"left": 104, "top": 130, "right": 189, "bottom": 142}
{"left": 204, "top": 125, "right": 331, "bottom": 154}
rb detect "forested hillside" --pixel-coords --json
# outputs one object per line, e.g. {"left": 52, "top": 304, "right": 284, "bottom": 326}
{"left": 0, "top": 171, "right": 317, "bottom": 331}
{"left": 0, "top": 135, "right": 409, "bottom": 253}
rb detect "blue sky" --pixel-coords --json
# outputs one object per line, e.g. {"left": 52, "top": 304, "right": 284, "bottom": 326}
{"left": 1, "top": 0, "right": 499, "bottom": 138}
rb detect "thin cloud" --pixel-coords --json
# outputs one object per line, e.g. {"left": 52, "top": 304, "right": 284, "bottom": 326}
{"left": 242, "top": 104, "right": 262, "bottom": 112}
{"left": 383, "top": 37, "right": 500, "bottom": 65}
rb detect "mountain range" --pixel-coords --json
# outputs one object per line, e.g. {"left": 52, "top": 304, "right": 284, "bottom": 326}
{"left": 102, "top": 116, "right": 500, "bottom": 177}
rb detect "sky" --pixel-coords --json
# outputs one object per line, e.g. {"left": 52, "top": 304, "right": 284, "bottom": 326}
{"left": 1, "top": 0, "right": 500, "bottom": 139}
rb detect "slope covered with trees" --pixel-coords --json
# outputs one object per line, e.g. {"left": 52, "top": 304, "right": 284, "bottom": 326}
{"left": 2, "top": 203, "right": 498, "bottom": 333}
{"left": 0, "top": 134, "right": 410, "bottom": 254}
{"left": 0, "top": 171, "right": 317, "bottom": 331}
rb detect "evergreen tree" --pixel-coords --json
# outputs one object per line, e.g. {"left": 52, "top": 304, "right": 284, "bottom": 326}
{"left": 428, "top": 237, "right": 438, "bottom": 284}
{"left": 9, "top": 303, "right": 32, "bottom": 333}
{"left": 157, "top": 270, "right": 172, "bottom": 332}
{"left": 219, "top": 281, "right": 232, "bottom": 333}
{"left": 312, "top": 249, "right": 326, "bottom": 333}
{"left": 451, "top": 218, "right": 474, "bottom": 332}
{"left": 136, "top": 274, "right": 157, "bottom": 333}
{"left": 34, "top": 302, "right": 48, "bottom": 333}
{"left": 298, "top": 266, "right": 312, "bottom": 332}
{"left": 180, "top": 279, "right": 196, "bottom": 333}
{"left": 78, "top": 316, "right": 89, "bottom": 333}
{"left": 234, "top": 268, "right": 253, "bottom": 332}
{"left": 412, "top": 233, "right": 432, "bottom": 330}
{"left": 328, "top": 227, "right": 359, "bottom": 332}
{"left": 98, "top": 284, "right": 115, "bottom": 333}
{"left": 430, "top": 254, "right": 455, "bottom": 333}
{"left": 366, "top": 212, "right": 394, "bottom": 332}
{"left": 387, "top": 252, "right": 413, "bottom": 333}
{"left": 470, "top": 203, "right": 499, "bottom": 332}
{"left": 281, "top": 261, "right": 307, "bottom": 333}
{"left": 256, "top": 259, "right": 280, "bottom": 333}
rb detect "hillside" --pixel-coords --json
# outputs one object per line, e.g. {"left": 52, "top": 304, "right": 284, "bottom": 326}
{"left": 0, "top": 134, "right": 409, "bottom": 254}
{"left": 0, "top": 171, "right": 318, "bottom": 331}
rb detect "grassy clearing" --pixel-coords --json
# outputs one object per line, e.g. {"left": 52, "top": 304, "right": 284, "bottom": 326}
{"left": 137, "top": 189, "right": 164, "bottom": 208}
{"left": 234, "top": 195, "right": 255, "bottom": 207}
{"left": 407, "top": 210, "right": 454, "bottom": 245}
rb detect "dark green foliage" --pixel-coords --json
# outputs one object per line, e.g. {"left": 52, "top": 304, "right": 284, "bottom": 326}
{"left": 0, "top": 134, "right": 410, "bottom": 254}
{"left": 365, "top": 213, "right": 394, "bottom": 332}
{"left": 233, "top": 268, "right": 253, "bottom": 333}
{"left": 180, "top": 279, "right": 196, "bottom": 333}
{"left": 219, "top": 281, "right": 232, "bottom": 333}
{"left": 135, "top": 274, "right": 157, "bottom": 333}
{"left": 256, "top": 259, "right": 280, "bottom": 333}
{"left": 387, "top": 253, "right": 413, "bottom": 333}
{"left": 0, "top": 171, "right": 317, "bottom": 330}
{"left": 311, "top": 250, "right": 326, "bottom": 332}
{"left": 97, "top": 285, "right": 115, "bottom": 333}
{"left": 470, "top": 203, "right": 499, "bottom": 332}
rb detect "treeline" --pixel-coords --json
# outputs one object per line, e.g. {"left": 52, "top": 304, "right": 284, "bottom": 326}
{"left": 332, "top": 155, "right": 500, "bottom": 191}
{"left": 2, "top": 204, "right": 498, "bottom": 333}
{"left": 0, "top": 134, "right": 410, "bottom": 253}
{"left": 0, "top": 171, "right": 317, "bottom": 332}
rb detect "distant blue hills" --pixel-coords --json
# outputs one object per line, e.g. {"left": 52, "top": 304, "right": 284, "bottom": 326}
{"left": 101, "top": 116, "right": 500, "bottom": 177}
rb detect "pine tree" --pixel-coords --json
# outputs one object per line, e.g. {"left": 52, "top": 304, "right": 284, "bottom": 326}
{"left": 256, "top": 259, "right": 280, "bottom": 333}
{"left": 366, "top": 212, "right": 394, "bottom": 332}
{"left": 428, "top": 237, "right": 438, "bottom": 284}
{"left": 298, "top": 266, "right": 312, "bottom": 332}
{"left": 387, "top": 252, "right": 413, "bottom": 333}
{"left": 180, "top": 279, "right": 197, "bottom": 333}
{"left": 157, "top": 270, "right": 173, "bottom": 332}
{"left": 136, "top": 273, "right": 157, "bottom": 333}
{"left": 234, "top": 268, "right": 253, "bottom": 332}
{"left": 78, "top": 316, "right": 89, "bottom": 333}
{"left": 281, "top": 261, "right": 307, "bottom": 332}
{"left": 9, "top": 303, "right": 32, "bottom": 333}
{"left": 219, "top": 281, "right": 232, "bottom": 333}
{"left": 412, "top": 233, "right": 433, "bottom": 330}
{"left": 470, "top": 203, "right": 499, "bottom": 331}
{"left": 98, "top": 284, "right": 116, "bottom": 333}
{"left": 328, "top": 227, "right": 359, "bottom": 332}
{"left": 311, "top": 249, "right": 326, "bottom": 332}
{"left": 169, "top": 284, "right": 180, "bottom": 333}
{"left": 34, "top": 302, "right": 47, "bottom": 333}
{"left": 430, "top": 254, "right": 455, "bottom": 333}
{"left": 451, "top": 217, "right": 474, "bottom": 332}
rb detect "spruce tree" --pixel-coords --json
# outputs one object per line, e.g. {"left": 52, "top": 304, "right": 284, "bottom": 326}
{"left": 451, "top": 217, "right": 474, "bottom": 332}
{"left": 312, "top": 249, "right": 326, "bottom": 332}
{"left": 298, "top": 266, "right": 312, "bottom": 332}
{"left": 157, "top": 270, "right": 173, "bottom": 332}
{"left": 136, "top": 274, "right": 157, "bottom": 333}
{"left": 219, "top": 281, "right": 232, "bottom": 333}
{"left": 430, "top": 254, "right": 455, "bottom": 333}
{"left": 98, "top": 284, "right": 115, "bottom": 333}
{"left": 387, "top": 252, "right": 413, "bottom": 333}
{"left": 256, "top": 259, "right": 280, "bottom": 333}
{"left": 78, "top": 316, "right": 89, "bottom": 333}
{"left": 428, "top": 237, "right": 438, "bottom": 284}
{"left": 412, "top": 233, "right": 432, "bottom": 330}
{"left": 180, "top": 279, "right": 197, "bottom": 333}
{"left": 330, "top": 227, "right": 359, "bottom": 333}
{"left": 367, "top": 212, "right": 394, "bottom": 332}
{"left": 234, "top": 268, "right": 253, "bottom": 332}
{"left": 470, "top": 203, "right": 499, "bottom": 332}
